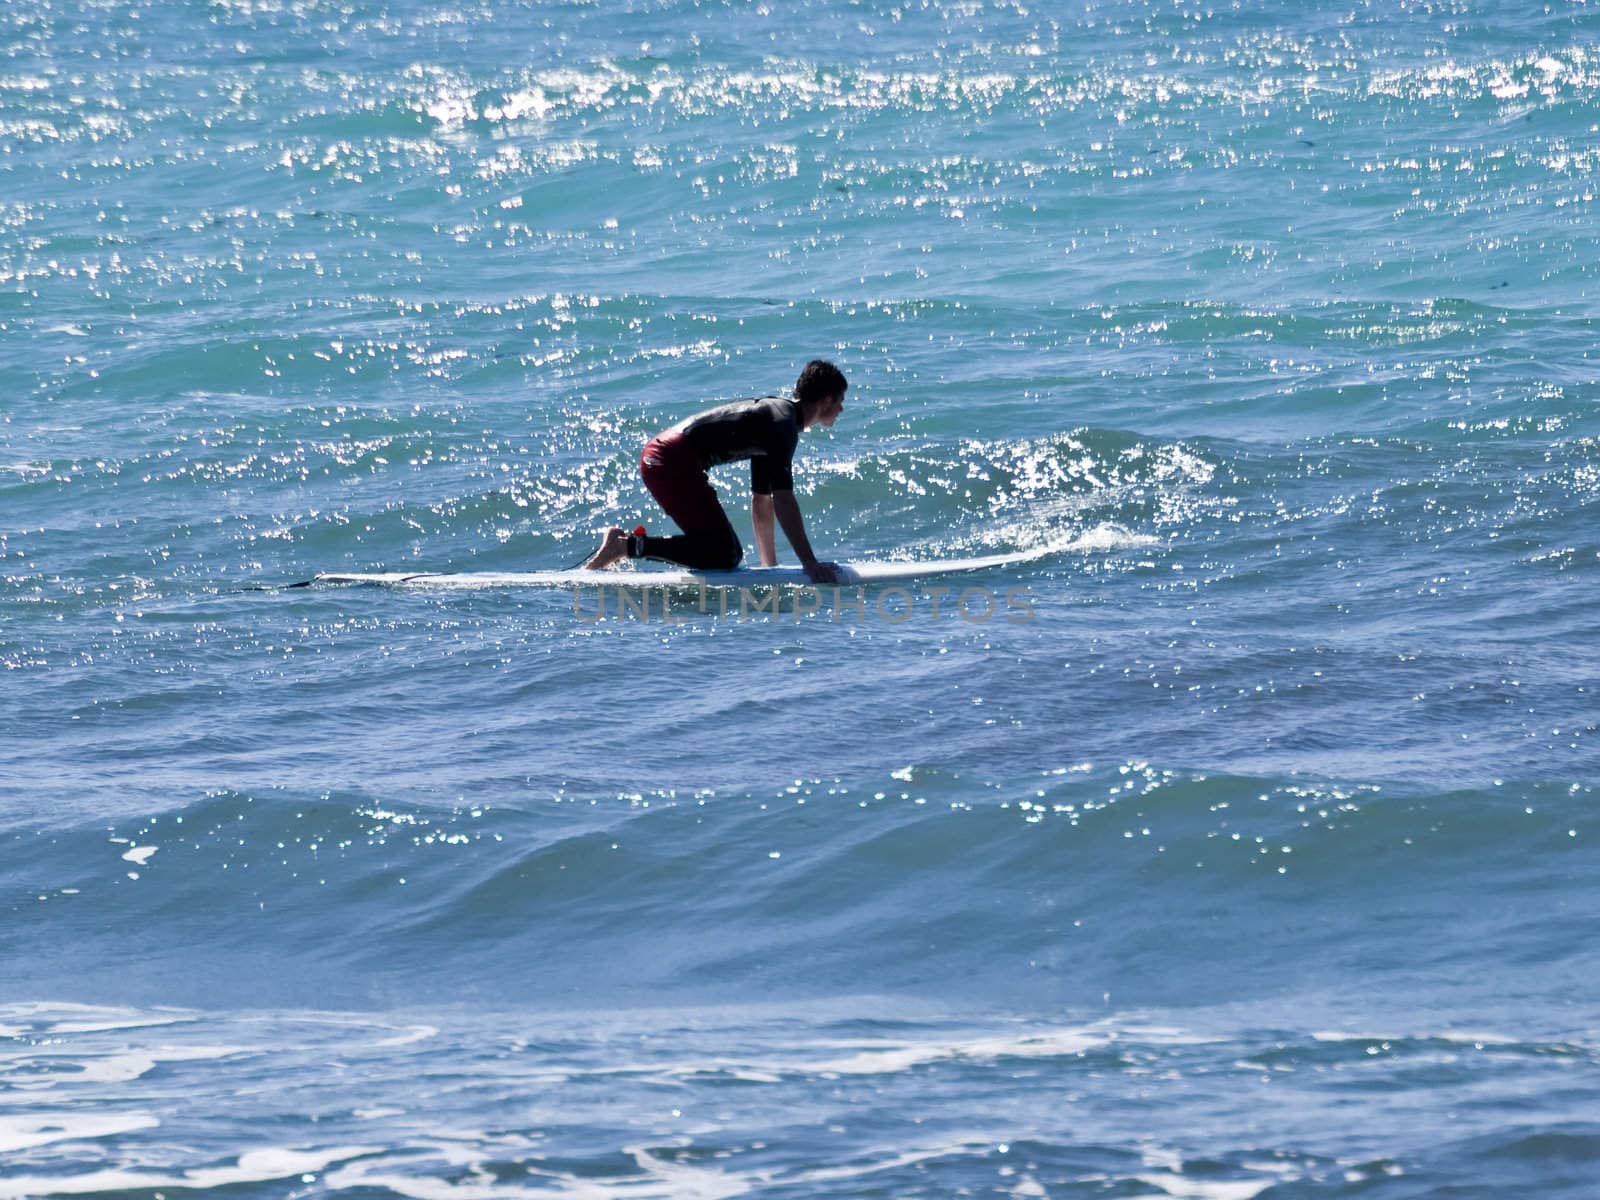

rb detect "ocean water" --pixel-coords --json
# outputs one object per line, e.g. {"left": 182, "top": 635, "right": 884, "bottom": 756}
{"left": 3, "top": 0, "right": 1599, "bottom": 1195}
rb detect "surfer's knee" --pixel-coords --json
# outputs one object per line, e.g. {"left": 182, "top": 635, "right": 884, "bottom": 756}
{"left": 709, "top": 534, "right": 743, "bottom": 571}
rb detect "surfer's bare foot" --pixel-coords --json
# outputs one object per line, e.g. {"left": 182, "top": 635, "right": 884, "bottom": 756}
{"left": 583, "top": 526, "right": 628, "bottom": 570}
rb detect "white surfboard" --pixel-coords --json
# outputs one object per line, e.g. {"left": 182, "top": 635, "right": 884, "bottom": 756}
{"left": 312, "top": 543, "right": 1060, "bottom": 590}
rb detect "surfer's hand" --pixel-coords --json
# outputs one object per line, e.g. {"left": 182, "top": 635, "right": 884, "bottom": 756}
{"left": 806, "top": 561, "right": 844, "bottom": 585}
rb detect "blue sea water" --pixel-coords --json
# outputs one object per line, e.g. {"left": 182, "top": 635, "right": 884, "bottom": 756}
{"left": 3, "top": 0, "right": 1600, "bottom": 1195}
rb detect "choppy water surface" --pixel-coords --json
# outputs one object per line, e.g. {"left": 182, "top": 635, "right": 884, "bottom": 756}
{"left": 3, "top": 0, "right": 1599, "bottom": 1195}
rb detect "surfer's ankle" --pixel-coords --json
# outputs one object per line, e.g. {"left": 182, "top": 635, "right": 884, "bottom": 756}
{"left": 582, "top": 527, "right": 627, "bottom": 570}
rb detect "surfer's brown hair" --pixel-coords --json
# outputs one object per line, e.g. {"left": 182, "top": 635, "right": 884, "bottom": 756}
{"left": 794, "top": 360, "right": 847, "bottom": 406}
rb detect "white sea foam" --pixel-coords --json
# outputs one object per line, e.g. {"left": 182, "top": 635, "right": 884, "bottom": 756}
{"left": 0, "top": 1002, "right": 193, "bottom": 1037}
{"left": 0, "top": 1042, "right": 250, "bottom": 1092}
{"left": 1134, "top": 1174, "right": 1279, "bottom": 1200}
{"left": 0, "top": 1113, "right": 160, "bottom": 1155}
{"left": 807, "top": 1027, "right": 1111, "bottom": 1076}
{"left": 1059, "top": 522, "right": 1161, "bottom": 552}
{"left": 0, "top": 1146, "right": 380, "bottom": 1200}
{"left": 373, "top": 1023, "right": 439, "bottom": 1047}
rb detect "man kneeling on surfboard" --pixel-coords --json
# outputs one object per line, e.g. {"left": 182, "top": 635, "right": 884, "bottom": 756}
{"left": 583, "top": 360, "right": 847, "bottom": 585}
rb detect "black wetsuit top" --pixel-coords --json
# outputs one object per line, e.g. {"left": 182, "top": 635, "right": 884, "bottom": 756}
{"left": 667, "top": 395, "right": 801, "bottom": 495}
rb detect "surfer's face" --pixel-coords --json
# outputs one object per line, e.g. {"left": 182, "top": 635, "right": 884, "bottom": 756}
{"left": 815, "top": 392, "right": 845, "bottom": 428}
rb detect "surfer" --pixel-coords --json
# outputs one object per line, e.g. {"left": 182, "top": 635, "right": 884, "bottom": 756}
{"left": 582, "top": 360, "right": 847, "bottom": 584}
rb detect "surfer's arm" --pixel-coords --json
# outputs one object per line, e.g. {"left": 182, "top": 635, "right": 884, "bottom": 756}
{"left": 752, "top": 493, "right": 779, "bottom": 567}
{"left": 770, "top": 490, "right": 841, "bottom": 585}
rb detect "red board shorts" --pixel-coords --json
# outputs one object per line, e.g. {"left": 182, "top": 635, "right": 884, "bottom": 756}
{"left": 637, "top": 432, "right": 743, "bottom": 570}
